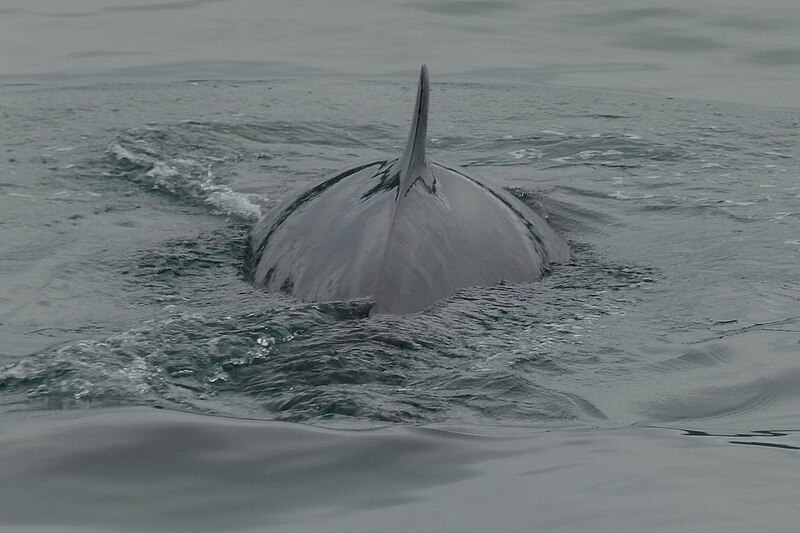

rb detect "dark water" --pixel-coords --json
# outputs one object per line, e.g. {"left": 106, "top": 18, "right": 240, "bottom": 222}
{"left": 1, "top": 1, "right": 799, "bottom": 531}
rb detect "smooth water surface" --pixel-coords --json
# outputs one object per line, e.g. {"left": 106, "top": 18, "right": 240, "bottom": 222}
{"left": 2, "top": 0, "right": 800, "bottom": 106}
{"left": 0, "top": 1, "right": 799, "bottom": 531}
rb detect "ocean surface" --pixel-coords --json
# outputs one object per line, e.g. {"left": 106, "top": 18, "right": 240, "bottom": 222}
{"left": 1, "top": 1, "right": 799, "bottom": 531}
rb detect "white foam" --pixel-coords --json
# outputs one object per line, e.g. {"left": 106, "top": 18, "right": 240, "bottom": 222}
{"left": 204, "top": 188, "right": 262, "bottom": 220}
{"left": 109, "top": 142, "right": 262, "bottom": 220}
{"left": 508, "top": 148, "right": 542, "bottom": 160}
{"left": 109, "top": 143, "right": 155, "bottom": 167}
{"left": 609, "top": 191, "right": 655, "bottom": 200}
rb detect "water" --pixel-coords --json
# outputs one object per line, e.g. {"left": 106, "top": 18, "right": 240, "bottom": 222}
{"left": 1, "top": 1, "right": 799, "bottom": 531}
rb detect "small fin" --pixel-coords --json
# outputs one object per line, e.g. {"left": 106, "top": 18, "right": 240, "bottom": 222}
{"left": 398, "top": 65, "right": 431, "bottom": 197}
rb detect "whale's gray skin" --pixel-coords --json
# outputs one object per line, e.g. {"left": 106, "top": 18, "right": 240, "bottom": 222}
{"left": 246, "top": 66, "right": 569, "bottom": 314}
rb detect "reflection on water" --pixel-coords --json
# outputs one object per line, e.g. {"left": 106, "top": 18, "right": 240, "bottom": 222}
{"left": 0, "top": 409, "right": 797, "bottom": 532}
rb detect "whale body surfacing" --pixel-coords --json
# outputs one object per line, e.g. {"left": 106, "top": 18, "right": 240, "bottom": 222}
{"left": 246, "top": 66, "right": 569, "bottom": 314}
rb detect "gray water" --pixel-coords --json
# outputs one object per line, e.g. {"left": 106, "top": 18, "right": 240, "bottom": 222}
{"left": 1, "top": 1, "right": 799, "bottom": 532}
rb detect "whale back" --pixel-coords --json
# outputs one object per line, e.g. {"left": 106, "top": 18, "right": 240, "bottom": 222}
{"left": 246, "top": 66, "right": 569, "bottom": 314}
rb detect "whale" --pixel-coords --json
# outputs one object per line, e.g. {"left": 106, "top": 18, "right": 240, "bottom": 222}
{"left": 245, "top": 66, "right": 569, "bottom": 314}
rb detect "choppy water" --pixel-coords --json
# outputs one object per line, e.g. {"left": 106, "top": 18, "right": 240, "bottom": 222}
{"left": 1, "top": 1, "right": 799, "bottom": 532}
{"left": 3, "top": 78, "right": 798, "bottom": 430}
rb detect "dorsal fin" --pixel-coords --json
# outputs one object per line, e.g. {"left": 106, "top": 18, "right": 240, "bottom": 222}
{"left": 398, "top": 65, "right": 431, "bottom": 197}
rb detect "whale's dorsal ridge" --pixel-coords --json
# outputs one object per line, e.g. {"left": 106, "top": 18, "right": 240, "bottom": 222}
{"left": 398, "top": 65, "right": 432, "bottom": 198}
{"left": 246, "top": 66, "right": 570, "bottom": 315}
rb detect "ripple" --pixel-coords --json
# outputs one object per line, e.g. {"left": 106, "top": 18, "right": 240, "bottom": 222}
{"left": 642, "top": 366, "right": 800, "bottom": 423}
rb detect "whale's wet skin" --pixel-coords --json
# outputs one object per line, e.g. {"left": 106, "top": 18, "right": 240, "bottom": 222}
{"left": 246, "top": 67, "right": 569, "bottom": 314}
